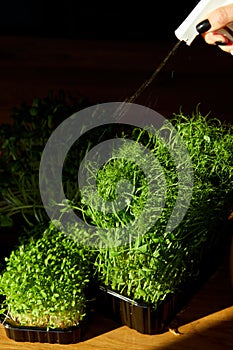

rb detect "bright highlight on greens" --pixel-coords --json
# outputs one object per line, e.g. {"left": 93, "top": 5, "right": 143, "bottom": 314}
{"left": 0, "top": 95, "right": 232, "bottom": 309}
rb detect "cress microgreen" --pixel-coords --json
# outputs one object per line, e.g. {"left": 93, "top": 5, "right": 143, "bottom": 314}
{"left": 0, "top": 100, "right": 232, "bottom": 311}
{"left": 0, "top": 221, "right": 94, "bottom": 329}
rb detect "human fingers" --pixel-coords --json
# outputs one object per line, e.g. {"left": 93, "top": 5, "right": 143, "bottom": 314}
{"left": 210, "top": 4, "right": 233, "bottom": 30}
{"left": 197, "top": 4, "right": 233, "bottom": 54}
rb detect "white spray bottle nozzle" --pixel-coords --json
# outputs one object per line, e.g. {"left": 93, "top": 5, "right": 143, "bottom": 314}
{"left": 175, "top": 0, "right": 233, "bottom": 45}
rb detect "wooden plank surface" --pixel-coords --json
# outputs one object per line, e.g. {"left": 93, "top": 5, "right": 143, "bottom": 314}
{"left": 0, "top": 35, "right": 232, "bottom": 349}
{"left": 0, "top": 254, "right": 232, "bottom": 350}
{"left": 0, "top": 35, "right": 233, "bottom": 125}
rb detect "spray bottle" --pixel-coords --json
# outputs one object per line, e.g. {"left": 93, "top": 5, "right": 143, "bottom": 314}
{"left": 175, "top": 0, "right": 233, "bottom": 45}
{"left": 125, "top": 1, "right": 233, "bottom": 104}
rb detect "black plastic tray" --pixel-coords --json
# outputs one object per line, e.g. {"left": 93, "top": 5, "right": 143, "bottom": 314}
{"left": 96, "top": 286, "right": 185, "bottom": 334}
{"left": 3, "top": 322, "right": 83, "bottom": 344}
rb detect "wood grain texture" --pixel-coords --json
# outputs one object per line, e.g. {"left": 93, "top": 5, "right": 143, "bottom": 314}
{"left": 0, "top": 255, "right": 232, "bottom": 350}
{"left": 0, "top": 35, "right": 232, "bottom": 350}
{"left": 0, "top": 35, "right": 233, "bottom": 125}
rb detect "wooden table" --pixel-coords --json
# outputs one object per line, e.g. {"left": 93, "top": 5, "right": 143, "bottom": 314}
{"left": 0, "top": 35, "right": 233, "bottom": 125}
{"left": 0, "top": 253, "right": 232, "bottom": 350}
{"left": 0, "top": 35, "right": 232, "bottom": 349}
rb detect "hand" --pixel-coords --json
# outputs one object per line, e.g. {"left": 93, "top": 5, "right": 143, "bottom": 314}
{"left": 197, "top": 4, "right": 233, "bottom": 55}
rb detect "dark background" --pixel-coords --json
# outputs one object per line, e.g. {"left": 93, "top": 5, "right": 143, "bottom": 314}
{"left": 0, "top": 1, "right": 232, "bottom": 124}
{"left": 0, "top": 1, "right": 199, "bottom": 40}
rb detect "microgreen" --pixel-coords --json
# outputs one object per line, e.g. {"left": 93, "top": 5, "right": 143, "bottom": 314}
{"left": 84, "top": 109, "right": 233, "bottom": 305}
{"left": 1, "top": 100, "right": 232, "bottom": 310}
{"left": 0, "top": 221, "right": 94, "bottom": 329}
{"left": 0, "top": 90, "right": 91, "bottom": 228}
